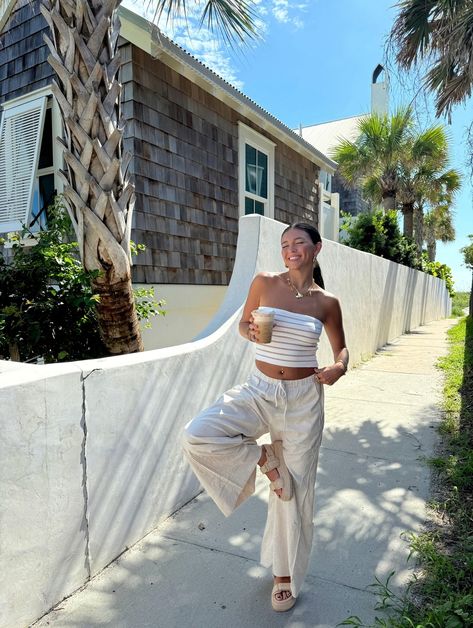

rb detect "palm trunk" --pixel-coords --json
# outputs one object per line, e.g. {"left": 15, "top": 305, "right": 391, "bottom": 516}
{"left": 9, "top": 343, "right": 20, "bottom": 362}
{"left": 93, "top": 276, "right": 142, "bottom": 353}
{"left": 41, "top": 0, "right": 143, "bottom": 355}
{"left": 414, "top": 205, "right": 424, "bottom": 256}
{"left": 382, "top": 192, "right": 396, "bottom": 211}
{"left": 427, "top": 240, "right": 436, "bottom": 262}
{"left": 401, "top": 203, "right": 414, "bottom": 238}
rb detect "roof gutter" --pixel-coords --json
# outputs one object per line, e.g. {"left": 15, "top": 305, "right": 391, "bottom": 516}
{"left": 118, "top": 6, "right": 337, "bottom": 174}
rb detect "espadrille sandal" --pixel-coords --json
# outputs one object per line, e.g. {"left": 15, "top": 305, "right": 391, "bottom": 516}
{"left": 260, "top": 443, "right": 280, "bottom": 474}
{"left": 261, "top": 441, "right": 293, "bottom": 502}
{"left": 271, "top": 582, "right": 296, "bottom": 612}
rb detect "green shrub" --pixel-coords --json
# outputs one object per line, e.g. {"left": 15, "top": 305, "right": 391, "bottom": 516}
{"left": 0, "top": 201, "right": 105, "bottom": 362}
{"left": 340, "top": 210, "right": 455, "bottom": 297}
{"left": 0, "top": 200, "right": 165, "bottom": 363}
{"left": 421, "top": 254, "right": 455, "bottom": 298}
{"left": 340, "top": 209, "right": 420, "bottom": 268}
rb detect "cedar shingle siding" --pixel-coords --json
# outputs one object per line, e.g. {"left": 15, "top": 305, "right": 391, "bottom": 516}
{"left": 1, "top": 1, "right": 321, "bottom": 286}
{"left": 0, "top": 0, "right": 53, "bottom": 105}
{"left": 126, "top": 46, "right": 320, "bottom": 285}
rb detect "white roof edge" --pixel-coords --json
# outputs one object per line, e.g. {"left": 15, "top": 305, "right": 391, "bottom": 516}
{"left": 299, "top": 113, "right": 368, "bottom": 130}
{"left": 118, "top": 6, "right": 337, "bottom": 174}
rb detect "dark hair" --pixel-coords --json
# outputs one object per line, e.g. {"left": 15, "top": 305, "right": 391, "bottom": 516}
{"left": 281, "top": 222, "right": 325, "bottom": 289}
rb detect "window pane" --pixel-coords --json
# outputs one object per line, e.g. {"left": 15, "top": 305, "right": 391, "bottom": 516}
{"left": 245, "top": 143, "right": 256, "bottom": 166}
{"left": 246, "top": 146, "right": 268, "bottom": 198}
{"left": 257, "top": 150, "right": 267, "bottom": 198}
{"left": 245, "top": 197, "right": 265, "bottom": 216}
{"left": 254, "top": 200, "right": 265, "bottom": 215}
{"left": 38, "top": 107, "right": 53, "bottom": 169}
{"left": 245, "top": 144, "right": 257, "bottom": 194}
{"left": 30, "top": 173, "right": 55, "bottom": 230}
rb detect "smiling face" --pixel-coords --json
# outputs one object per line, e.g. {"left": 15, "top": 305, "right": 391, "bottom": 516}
{"left": 281, "top": 227, "right": 321, "bottom": 270}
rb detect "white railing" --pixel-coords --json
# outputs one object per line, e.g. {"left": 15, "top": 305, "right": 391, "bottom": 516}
{"left": 318, "top": 183, "right": 340, "bottom": 242}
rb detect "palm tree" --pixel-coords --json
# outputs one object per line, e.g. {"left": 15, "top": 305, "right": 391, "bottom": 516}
{"left": 40, "top": 0, "right": 257, "bottom": 355}
{"left": 418, "top": 167, "right": 461, "bottom": 253}
{"left": 331, "top": 107, "right": 413, "bottom": 211}
{"left": 396, "top": 124, "right": 449, "bottom": 239}
{"left": 390, "top": 0, "right": 473, "bottom": 117}
{"left": 424, "top": 202, "right": 456, "bottom": 262}
{"left": 396, "top": 124, "right": 461, "bottom": 251}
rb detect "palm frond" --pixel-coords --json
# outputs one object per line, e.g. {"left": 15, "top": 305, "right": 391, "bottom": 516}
{"left": 201, "top": 0, "right": 259, "bottom": 46}
{"left": 330, "top": 139, "right": 370, "bottom": 184}
{"left": 390, "top": 0, "right": 473, "bottom": 115}
{"left": 147, "top": 0, "right": 259, "bottom": 46}
{"left": 362, "top": 176, "right": 384, "bottom": 204}
{"left": 411, "top": 125, "right": 448, "bottom": 161}
{"left": 391, "top": 0, "right": 438, "bottom": 68}
{"left": 436, "top": 167, "right": 462, "bottom": 192}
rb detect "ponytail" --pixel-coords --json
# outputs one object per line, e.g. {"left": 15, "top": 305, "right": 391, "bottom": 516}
{"left": 313, "top": 260, "right": 324, "bottom": 290}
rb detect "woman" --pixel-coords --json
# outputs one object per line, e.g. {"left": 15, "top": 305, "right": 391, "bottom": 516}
{"left": 183, "top": 222, "right": 348, "bottom": 611}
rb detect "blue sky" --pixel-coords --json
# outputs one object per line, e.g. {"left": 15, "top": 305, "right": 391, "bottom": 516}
{"left": 125, "top": 0, "right": 472, "bottom": 292}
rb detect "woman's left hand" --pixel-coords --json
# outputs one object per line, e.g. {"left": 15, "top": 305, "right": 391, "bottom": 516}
{"left": 314, "top": 363, "right": 345, "bottom": 386}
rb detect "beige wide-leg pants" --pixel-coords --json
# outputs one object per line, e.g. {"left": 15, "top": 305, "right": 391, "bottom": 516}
{"left": 182, "top": 369, "right": 325, "bottom": 598}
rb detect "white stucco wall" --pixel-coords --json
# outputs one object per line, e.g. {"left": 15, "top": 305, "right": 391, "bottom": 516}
{"left": 0, "top": 214, "right": 450, "bottom": 628}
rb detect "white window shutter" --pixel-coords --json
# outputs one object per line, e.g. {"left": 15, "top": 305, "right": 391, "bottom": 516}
{"left": 0, "top": 96, "right": 47, "bottom": 232}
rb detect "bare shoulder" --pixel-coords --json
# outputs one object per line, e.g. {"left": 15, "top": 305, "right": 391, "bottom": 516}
{"left": 317, "top": 287, "right": 340, "bottom": 305}
{"left": 316, "top": 288, "right": 342, "bottom": 318}
{"left": 247, "top": 272, "right": 280, "bottom": 300}
{"left": 252, "top": 271, "right": 282, "bottom": 286}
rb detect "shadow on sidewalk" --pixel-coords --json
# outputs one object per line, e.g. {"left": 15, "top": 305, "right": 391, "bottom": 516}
{"left": 36, "top": 399, "right": 441, "bottom": 628}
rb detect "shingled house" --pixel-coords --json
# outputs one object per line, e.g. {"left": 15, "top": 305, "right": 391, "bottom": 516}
{"left": 0, "top": 1, "right": 338, "bottom": 347}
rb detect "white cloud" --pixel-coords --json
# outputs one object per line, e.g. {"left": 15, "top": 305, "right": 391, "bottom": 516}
{"left": 271, "top": 0, "right": 307, "bottom": 27}
{"left": 122, "top": 0, "right": 248, "bottom": 88}
{"left": 120, "top": 1, "right": 306, "bottom": 87}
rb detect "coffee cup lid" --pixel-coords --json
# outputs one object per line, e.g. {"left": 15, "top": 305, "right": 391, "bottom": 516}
{"left": 253, "top": 307, "right": 274, "bottom": 315}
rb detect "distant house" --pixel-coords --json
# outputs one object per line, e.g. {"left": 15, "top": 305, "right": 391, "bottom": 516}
{"left": 295, "top": 65, "right": 389, "bottom": 217}
{"left": 0, "top": 1, "right": 338, "bottom": 347}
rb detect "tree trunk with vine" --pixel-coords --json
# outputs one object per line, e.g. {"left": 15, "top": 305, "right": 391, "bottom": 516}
{"left": 41, "top": 0, "right": 143, "bottom": 354}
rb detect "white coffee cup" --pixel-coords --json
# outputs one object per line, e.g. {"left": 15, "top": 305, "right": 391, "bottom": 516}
{"left": 251, "top": 308, "right": 275, "bottom": 343}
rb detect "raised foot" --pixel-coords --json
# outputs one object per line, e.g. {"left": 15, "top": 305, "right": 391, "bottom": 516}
{"left": 259, "top": 441, "right": 293, "bottom": 501}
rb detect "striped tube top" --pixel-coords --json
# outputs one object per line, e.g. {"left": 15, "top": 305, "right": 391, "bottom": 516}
{"left": 254, "top": 307, "right": 323, "bottom": 368}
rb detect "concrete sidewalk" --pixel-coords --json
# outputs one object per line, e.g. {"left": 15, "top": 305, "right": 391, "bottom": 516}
{"left": 34, "top": 318, "right": 453, "bottom": 628}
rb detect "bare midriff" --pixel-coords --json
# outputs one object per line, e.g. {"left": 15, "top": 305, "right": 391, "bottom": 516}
{"left": 255, "top": 359, "right": 316, "bottom": 381}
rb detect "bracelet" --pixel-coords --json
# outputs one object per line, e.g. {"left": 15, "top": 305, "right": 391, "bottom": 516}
{"left": 335, "top": 360, "right": 347, "bottom": 374}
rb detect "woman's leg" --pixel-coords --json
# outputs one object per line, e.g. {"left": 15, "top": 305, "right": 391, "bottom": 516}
{"left": 182, "top": 377, "right": 270, "bottom": 517}
{"left": 260, "top": 377, "right": 325, "bottom": 599}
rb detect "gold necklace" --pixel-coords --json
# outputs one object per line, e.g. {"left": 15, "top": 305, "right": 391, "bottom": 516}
{"left": 286, "top": 276, "right": 315, "bottom": 299}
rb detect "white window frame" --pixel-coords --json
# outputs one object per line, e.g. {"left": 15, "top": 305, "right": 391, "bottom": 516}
{"left": 0, "top": 86, "right": 63, "bottom": 237}
{"left": 238, "top": 121, "right": 275, "bottom": 218}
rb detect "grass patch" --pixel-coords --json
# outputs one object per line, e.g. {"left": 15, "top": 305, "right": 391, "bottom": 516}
{"left": 340, "top": 316, "right": 473, "bottom": 627}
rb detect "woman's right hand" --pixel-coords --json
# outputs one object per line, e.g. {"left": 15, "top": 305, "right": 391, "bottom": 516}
{"left": 248, "top": 314, "right": 260, "bottom": 343}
